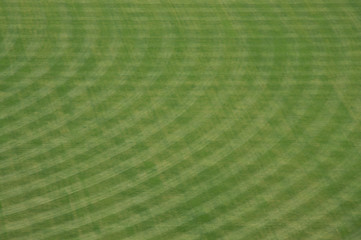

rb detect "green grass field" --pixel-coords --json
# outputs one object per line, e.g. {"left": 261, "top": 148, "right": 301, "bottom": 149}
{"left": 1, "top": 0, "right": 361, "bottom": 239}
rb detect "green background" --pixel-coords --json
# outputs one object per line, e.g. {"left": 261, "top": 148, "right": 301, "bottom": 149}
{"left": 1, "top": 0, "right": 361, "bottom": 239}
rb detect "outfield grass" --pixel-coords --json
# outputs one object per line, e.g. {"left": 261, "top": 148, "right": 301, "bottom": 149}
{"left": 1, "top": 0, "right": 361, "bottom": 239}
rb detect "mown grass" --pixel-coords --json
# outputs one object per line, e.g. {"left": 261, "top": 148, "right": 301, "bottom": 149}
{"left": 0, "top": 1, "right": 360, "bottom": 239}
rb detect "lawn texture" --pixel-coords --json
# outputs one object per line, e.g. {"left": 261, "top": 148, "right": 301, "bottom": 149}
{"left": 0, "top": 0, "right": 361, "bottom": 239}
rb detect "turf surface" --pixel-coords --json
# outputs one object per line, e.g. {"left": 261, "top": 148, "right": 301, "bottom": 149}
{"left": 1, "top": 0, "right": 361, "bottom": 239}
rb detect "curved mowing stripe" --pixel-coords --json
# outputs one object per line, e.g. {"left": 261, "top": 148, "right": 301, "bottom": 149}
{"left": 6, "top": 8, "right": 300, "bottom": 237}
{"left": 0, "top": 5, "right": 248, "bottom": 233}
{"left": 0, "top": 4, "right": 73, "bottom": 135}
{"left": 0, "top": 1, "right": 360, "bottom": 240}
{"left": 0, "top": 11, "right": 231, "bottom": 219}
{"left": 1, "top": 4, "right": 255, "bottom": 235}
{"left": 0, "top": 2, "right": 46, "bottom": 103}
{"left": 0, "top": 6, "right": 162, "bottom": 166}
{"left": 120, "top": 51, "right": 338, "bottom": 240}
{"left": 0, "top": 2, "right": 98, "bottom": 131}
